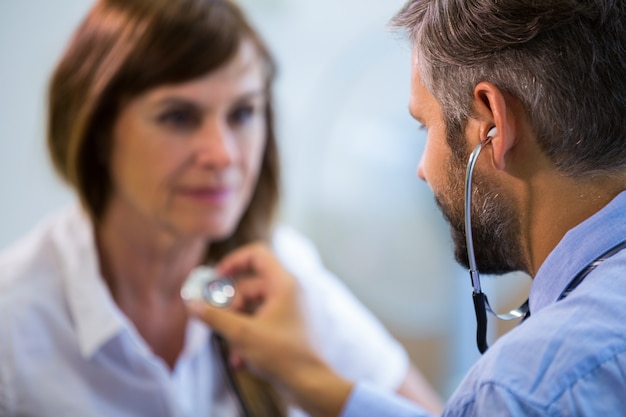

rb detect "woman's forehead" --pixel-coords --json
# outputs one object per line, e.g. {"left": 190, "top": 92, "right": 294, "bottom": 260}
{"left": 136, "top": 41, "right": 267, "bottom": 106}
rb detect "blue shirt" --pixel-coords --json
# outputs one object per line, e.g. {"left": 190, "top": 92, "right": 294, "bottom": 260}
{"left": 342, "top": 190, "right": 626, "bottom": 416}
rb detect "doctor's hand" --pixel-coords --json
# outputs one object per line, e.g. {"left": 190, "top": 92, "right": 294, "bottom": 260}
{"left": 185, "top": 242, "right": 354, "bottom": 417}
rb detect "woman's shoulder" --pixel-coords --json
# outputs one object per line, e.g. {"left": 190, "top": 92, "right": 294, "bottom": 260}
{"left": 271, "top": 224, "right": 324, "bottom": 272}
{"left": 270, "top": 224, "right": 353, "bottom": 300}
{"left": 0, "top": 204, "right": 86, "bottom": 294}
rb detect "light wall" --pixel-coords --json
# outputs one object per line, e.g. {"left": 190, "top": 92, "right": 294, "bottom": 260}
{"left": 0, "top": 0, "right": 531, "bottom": 398}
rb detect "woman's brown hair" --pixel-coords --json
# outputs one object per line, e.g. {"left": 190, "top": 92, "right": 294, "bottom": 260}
{"left": 48, "top": 0, "right": 284, "bottom": 415}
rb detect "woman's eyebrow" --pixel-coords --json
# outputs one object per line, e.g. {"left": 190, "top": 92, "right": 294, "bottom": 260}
{"left": 233, "top": 89, "right": 267, "bottom": 102}
{"left": 151, "top": 89, "right": 267, "bottom": 109}
{"left": 152, "top": 96, "right": 201, "bottom": 109}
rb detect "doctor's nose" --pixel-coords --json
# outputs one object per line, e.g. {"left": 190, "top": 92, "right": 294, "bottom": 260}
{"left": 417, "top": 156, "right": 427, "bottom": 182}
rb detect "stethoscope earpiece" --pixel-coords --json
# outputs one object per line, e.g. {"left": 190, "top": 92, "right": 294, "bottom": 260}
{"left": 486, "top": 127, "right": 498, "bottom": 140}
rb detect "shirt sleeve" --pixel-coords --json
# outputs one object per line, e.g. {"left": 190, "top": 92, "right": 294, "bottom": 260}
{"left": 342, "top": 383, "right": 433, "bottom": 417}
{"left": 272, "top": 226, "right": 410, "bottom": 390}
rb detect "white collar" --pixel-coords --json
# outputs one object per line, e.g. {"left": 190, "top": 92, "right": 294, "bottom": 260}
{"left": 52, "top": 204, "right": 211, "bottom": 362}
{"left": 52, "top": 204, "right": 126, "bottom": 358}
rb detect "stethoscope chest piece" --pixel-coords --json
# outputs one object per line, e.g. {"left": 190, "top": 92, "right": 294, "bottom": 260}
{"left": 181, "top": 266, "right": 236, "bottom": 308}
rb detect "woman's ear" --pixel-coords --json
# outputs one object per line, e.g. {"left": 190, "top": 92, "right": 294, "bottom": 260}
{"left": 473, "top": 82, "right": 517, "bottom": 171}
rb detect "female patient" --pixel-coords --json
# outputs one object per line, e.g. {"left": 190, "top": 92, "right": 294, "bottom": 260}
{"left": 0, "top": 0, "right": 442, "bottom": 416}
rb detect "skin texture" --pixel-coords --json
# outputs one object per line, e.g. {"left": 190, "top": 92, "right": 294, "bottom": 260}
{"left": 187, "top": 44, "right": 626, "bottom": 416}
{"left": 97, "top": 40, "right": 268, "bottom": 369}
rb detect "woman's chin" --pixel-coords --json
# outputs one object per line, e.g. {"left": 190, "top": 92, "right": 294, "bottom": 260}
{"left": 186, "top": 221, "right": 237, "bottom": 242}
{"left": 164, "top": 212, "right": 240, "bottom": 242}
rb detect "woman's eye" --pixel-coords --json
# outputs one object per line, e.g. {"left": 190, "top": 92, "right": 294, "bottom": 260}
{"left": 158, "top": 109, "right": 199, "bottom": 129}
{"left": 228, "top": 104, "right": 256, "bottom": 127}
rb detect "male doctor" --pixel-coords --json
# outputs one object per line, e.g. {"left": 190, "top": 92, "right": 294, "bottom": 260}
{"left": 188, "top": 0, "right": 626, "bottom": 415}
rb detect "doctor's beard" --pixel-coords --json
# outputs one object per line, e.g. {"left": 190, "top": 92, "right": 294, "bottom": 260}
{"left": 434, "top": 149, "right": 528, "bottom": 276}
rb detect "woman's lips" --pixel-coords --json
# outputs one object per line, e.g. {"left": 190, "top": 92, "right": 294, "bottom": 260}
{"left": 177, "top": 186, "right": 233, "bottom": 205}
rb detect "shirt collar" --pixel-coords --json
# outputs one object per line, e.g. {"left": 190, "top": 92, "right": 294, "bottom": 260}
{"left": 52, "top": 204, "right": 126, "bottom": 358}
{"left": 529, "top": 190, "right": 626, "bottom": 314}
{"left": 52, "top": 204, "right": 212, "bottom": 362}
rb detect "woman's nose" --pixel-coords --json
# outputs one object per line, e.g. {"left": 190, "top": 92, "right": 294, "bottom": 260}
{"left": 195, "top": 120, "right": 235, "bottom": 168}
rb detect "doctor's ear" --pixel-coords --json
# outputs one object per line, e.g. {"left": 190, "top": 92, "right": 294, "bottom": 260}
{"left": 473, "top": 82, "right": 516, "bottom": 171}
{"left": 485, "top": 124, "right": 515, "bottom": 171}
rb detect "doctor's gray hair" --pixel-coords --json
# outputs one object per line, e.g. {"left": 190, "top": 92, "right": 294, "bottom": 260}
{"left": 391, "top": 0, "right": 626, "bottom": 176}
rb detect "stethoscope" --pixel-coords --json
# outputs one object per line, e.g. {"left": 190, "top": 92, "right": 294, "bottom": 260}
{"left": 464, "top": 127, "right": 529, "bottom": 354}
{"left": 181, "top": 267, "right": 253, "bottom": 417}
{"left": 465, "top": 127, "right": 626, "bottom": 353}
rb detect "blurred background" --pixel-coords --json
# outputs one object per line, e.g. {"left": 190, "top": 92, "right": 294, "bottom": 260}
{"left": 0, "top": 0, "right": 530, "bottom": 399}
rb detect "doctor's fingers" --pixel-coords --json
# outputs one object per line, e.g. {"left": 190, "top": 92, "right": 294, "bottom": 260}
{"left": 186, "top": 299, "right": 289, "bottom": 376}
{"left": 229, "top": 275, "right": 272, "bottom": 313}
{"left": 217, "top": 242, "right": 287, "bottom": 279}
{"left": 187, "top": 300, "right": 254, "bottom": 346}
{"left": 230, "top": 271, "right": 302, "bottom": 317}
